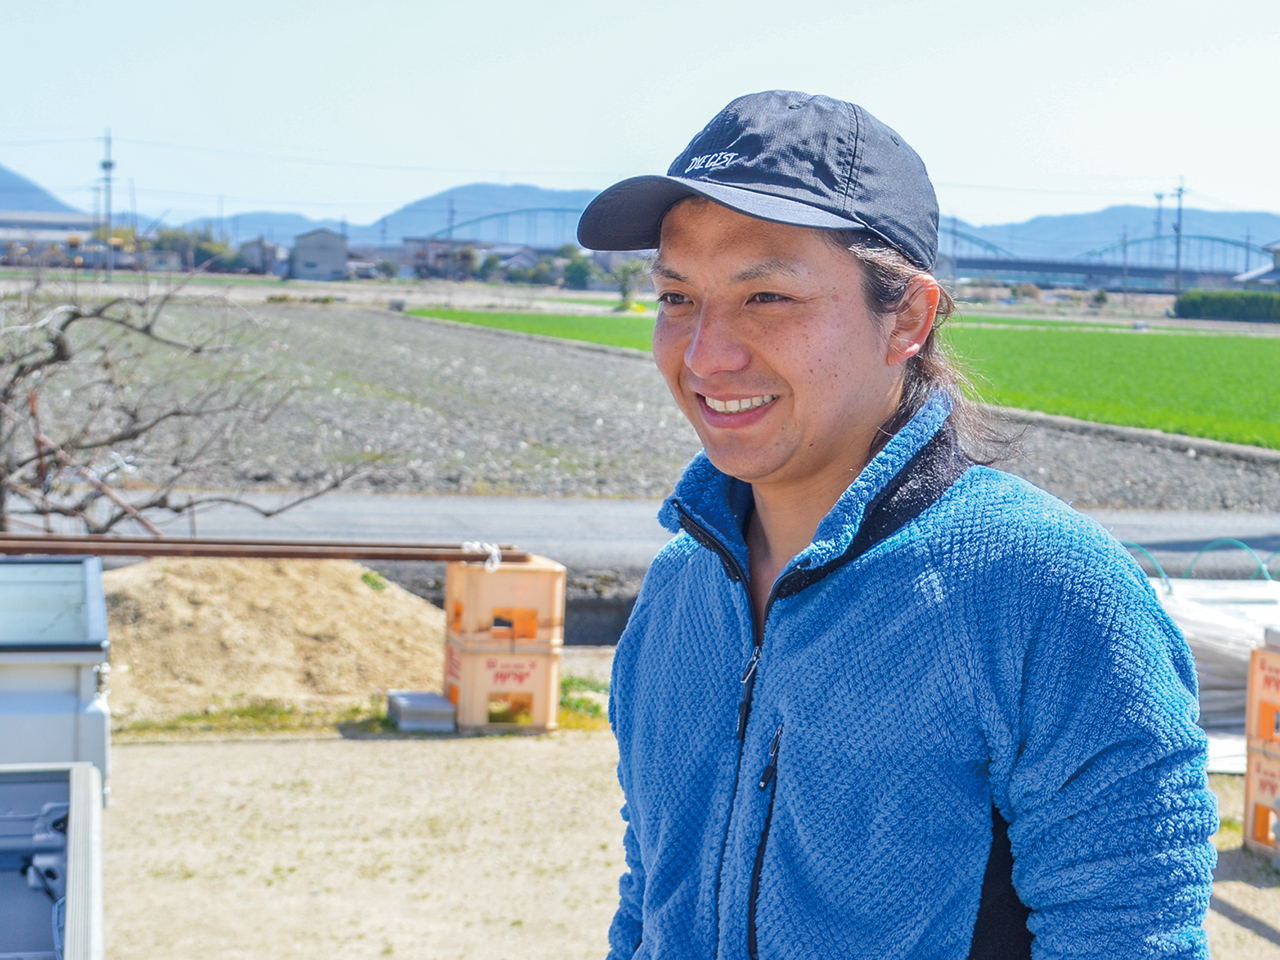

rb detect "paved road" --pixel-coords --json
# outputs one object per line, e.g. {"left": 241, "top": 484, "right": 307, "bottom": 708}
{"left": 155, "top": 491, "right": 1280, "bottom": 579}
{"left": 164, "top": 491, "right": 673, "bottom": 572}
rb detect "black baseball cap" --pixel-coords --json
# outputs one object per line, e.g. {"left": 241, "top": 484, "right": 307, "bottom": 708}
{"left": 577, "top": 90, "right": 939, "bottom": 270}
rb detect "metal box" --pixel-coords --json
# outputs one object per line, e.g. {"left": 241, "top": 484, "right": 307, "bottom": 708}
{"left": 387, "top": 690, "right": 456, "bottom": 733}
{"left": 0, "top": 558, "right": 110, "bottom": 798}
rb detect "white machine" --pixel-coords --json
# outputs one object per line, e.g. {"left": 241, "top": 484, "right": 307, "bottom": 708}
{"left": 0, "top": 558, "right": 110, "bottom": 800}
{"left": 0, "top": 762, "right": 105, "bottom": 960}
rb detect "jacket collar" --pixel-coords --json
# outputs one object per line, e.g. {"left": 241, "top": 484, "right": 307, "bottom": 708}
{"left": 659, "top": 392, "right": 955, "bottom": 576}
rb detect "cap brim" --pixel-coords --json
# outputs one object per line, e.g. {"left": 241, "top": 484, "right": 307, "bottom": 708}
{"left": 577, "top": 176, "right": 868, "bottom": 251}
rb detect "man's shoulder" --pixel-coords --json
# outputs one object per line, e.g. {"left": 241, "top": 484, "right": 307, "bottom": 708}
{"left": 912, "top": 465, "right": 1135, "bottom": 576}
{"left": 628, "top": 529, "right": 722, "bottom": 609}
{"left": 928, "top": 465, "right": 1153, "bottom": 602}
{"left": 941, "top": 464, "right": 1114, "bottom": 545}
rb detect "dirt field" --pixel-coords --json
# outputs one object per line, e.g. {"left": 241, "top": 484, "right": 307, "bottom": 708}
{"left": 94, "top": 557, "right": 1280, "bottom": 957}
{"left": 85, "top": 528, "right": 1280, "bottom": 958}
{"left": 104, "top": 734, "right": 623, "bottom": 960}
{"left": 100, "top": 733, "right": 1280, "bottom": 959}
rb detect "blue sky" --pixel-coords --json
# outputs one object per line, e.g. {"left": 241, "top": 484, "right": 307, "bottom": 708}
{"left": 1, "top": 0, "right": 1276, "bottom": 228}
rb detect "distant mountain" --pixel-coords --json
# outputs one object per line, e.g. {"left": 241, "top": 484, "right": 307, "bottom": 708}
{"left": 164, "top": 180, "right": 1280, "bottom": 267}
{"left": 187, "top": 183, "right": 600, "bottom": 249}
{"left": 187, "top": 211, "right": 347, "bottom": 246}
{"left": 954, "top": 206, "right": 1280, "bottom": 263}
{"left": 0, "top": 163, "right": 79, "bottom": 213}
{"left": 361, "top": 182, "right": 600, "bottom": 246}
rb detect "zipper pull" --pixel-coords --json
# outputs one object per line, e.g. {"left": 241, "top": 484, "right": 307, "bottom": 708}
{"left": 736, "top": 647, "right": 762, "bottom": 740}
{"left": 758, "top": 724, "right": 783, "bottom": 790}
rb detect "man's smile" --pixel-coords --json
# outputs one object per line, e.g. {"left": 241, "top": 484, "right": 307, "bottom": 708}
{"left": 700, "top": 393, "right": 779, "bottom": 414}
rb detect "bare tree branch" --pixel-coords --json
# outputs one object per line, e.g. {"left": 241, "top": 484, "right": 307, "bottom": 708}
{"left": 0, "top": 278, "right": 353, "bottom": 535}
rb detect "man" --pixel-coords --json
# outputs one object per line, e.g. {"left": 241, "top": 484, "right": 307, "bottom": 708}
{"left": 577, "top": 91, "right": 1217, "bottom": 959}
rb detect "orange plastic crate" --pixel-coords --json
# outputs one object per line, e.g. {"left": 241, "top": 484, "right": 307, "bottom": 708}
{"left": 443, "top": 637, "right": 560, "bottom": 733}
{"left": 445, "top": 554, "right": 565, "bottom": 645}
{"left": 1247, "top": 648, "right": 1280, "bottom": 746}
{"left": 1244, "top": 748, "right": 1280, "bottom": 857}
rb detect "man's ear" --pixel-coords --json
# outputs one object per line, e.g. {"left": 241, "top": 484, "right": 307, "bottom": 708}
{"left": 886, "top": 275, "right": 939, "bottom": 367}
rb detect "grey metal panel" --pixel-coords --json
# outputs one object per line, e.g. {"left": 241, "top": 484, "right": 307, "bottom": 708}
{"left": 78, "top": 559, "right": 107, "bottom": 649}
{"left": 0, "top": 764, "right": 102, "bottom": 960}
{"left": 63, "top": 764, "right": 103, "bottom": 960}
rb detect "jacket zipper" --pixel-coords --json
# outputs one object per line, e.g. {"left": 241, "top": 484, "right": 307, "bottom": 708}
{"left": 748, "top": 724, "right": 783, "bottom": 960}
{"left": 674, "top": 505, "right": 795, "bottom": 739}
{"left": 675, "top": 505, "right": 798, "bottom": 959}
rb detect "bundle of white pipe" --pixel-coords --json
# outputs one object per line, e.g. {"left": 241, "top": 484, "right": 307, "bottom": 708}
{"left": 1153, "top": 580, "right": 1280, "bottom": 730}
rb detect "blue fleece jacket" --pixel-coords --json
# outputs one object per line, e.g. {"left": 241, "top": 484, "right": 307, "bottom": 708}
{"left": 608, "top": 394, "right": 1217, "bottom": 960}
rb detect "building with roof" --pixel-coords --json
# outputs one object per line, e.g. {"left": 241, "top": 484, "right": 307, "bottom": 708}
{"left": 290, "top": 229, "right": 347, "bottom": 281}
{"left": 1235, "top": 240, "right": 1280, "bottom": 287}
{"left": 239, "top": 237, "right": 283, "bottom": 275}
{"left": 0, "top": 211, "right": 95, "bottom": 245}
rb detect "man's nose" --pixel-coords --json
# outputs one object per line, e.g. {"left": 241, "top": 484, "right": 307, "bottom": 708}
{"left": 684, "top": 305, "right": 751, "bottom": 379}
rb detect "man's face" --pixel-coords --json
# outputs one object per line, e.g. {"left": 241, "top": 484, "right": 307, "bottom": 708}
{"left": 652, "top": 198, "right": 907, "bottom": 498}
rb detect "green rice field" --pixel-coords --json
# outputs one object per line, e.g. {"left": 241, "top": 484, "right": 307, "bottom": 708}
{"left": 545, "top": 296, "right": 659, "bottom": 310}
{"left": 409, "top": 307, "right": 656, "bottom": 351}
{"left": 410, "top": 308, "right": 1280, "bottom": 450}
{"left": 943, "top": 324, "right": 1280, "bottom": 449}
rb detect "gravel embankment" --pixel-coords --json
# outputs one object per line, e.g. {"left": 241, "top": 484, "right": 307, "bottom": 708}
{"left": 213, "top": 303, "right": 701, "bottom": 499}
{"left": 1004, "top": 425, "right": 1280, "bottom": 512}
{"left": 199, "top": 302, "right": 1280, "bottom": 512}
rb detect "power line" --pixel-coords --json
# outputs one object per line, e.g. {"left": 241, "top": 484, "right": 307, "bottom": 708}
{"left": 114, "top": 136, "right": 628, "bottom": 178}
{"left": 936, "top": 181, "right": 1169, "bottom": 198}
{"left": 0, "top": 137, "right": 97, "bottom": 147}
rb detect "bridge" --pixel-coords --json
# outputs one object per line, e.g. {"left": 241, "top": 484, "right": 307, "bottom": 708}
{"left": 414, "top": 210, "right": 1266, "bottom": 293}
{"left": 944, "top": 230, "right": 1270, "bottom": 293}
{"left": 420, "top": 207, "right": 585, "bottom": 247}
{"left": 949, "top": 256, "right": 1239, "bottom": 292}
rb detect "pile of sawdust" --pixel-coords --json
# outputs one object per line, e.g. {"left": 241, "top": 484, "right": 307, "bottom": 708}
{"left": 103, "top": 558, "right": 445, "bottom": 723}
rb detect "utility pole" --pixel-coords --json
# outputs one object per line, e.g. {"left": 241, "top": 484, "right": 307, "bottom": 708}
{"left": 380, "top": 217, "right": 387, "bottom": 247}
{"left": 1173, "top": 179, "right": 1185, "bottom": 295}
{"left": 951, "top": 215, "right": 958, "bottom": 263}
{"left": 1244, "top": 230, "right": 1251, "bottom": 273}
{"left": 101, "top": 128, "right": 114, "bottom": 283}
{"left": 217, "top": 194, "right": 225, "bottom": 244}
{"left": 446, "top": 199, "right": 456, "bottom": 281}
{"left": 1121, "top": 226, "right": 1129, "bottom": 308}
{"left": 1153, "top": 192, "right": 1164, "bottom": 266}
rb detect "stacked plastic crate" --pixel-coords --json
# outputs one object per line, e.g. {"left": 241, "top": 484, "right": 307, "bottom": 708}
{"left": 443, "top": 555, "right": 566, "bottom": 733}
{"left": 1245, "top": 626, "right": 1280, "bottom": 863}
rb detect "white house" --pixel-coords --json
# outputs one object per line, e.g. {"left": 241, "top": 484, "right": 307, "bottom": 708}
{"left": 0, "top": 210, "right": 95, "bottom": 245}
{"left": 290, "top": 229, "right": 348, "bottom": 281}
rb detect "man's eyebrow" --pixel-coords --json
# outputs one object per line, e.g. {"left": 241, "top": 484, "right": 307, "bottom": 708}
{"left": 651, "top": 259, "right": 804, "bottom": 284}
{"left": 650, "top": 260, "right": 686, "bottom": 282}
{"left": 732, "top": 259, "right": 803, "bottom": 283}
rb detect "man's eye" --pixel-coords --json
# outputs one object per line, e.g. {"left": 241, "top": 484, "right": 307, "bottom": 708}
{"left": 751, "top": 292, "right": 788, "bottom": 304}
{"left": 658, "top": 292, "right": 689, "bottom": 306}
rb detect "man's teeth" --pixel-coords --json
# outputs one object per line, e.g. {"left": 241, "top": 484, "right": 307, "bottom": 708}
{"left": 704, "top": 394, "right": 778, "bottom": 414}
